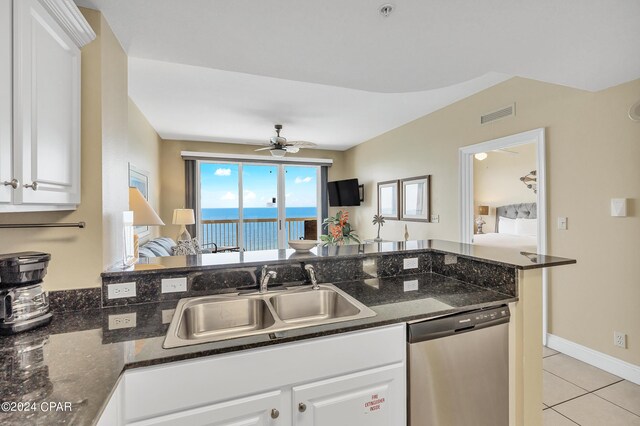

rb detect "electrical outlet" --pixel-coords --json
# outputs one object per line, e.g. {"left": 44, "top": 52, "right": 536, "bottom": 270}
{"left": 108, "top": 313, "right": 136, "bottom": 330}
{"left": 403, "top": 279, "right": 419, "bottom": 292}
{"left": 614, "top": 331, "right": 627, "bottom": 348}
{"left": 403, "top": 257, "right": 419, "bottom": 269}
{"left": 107, "top": 282, "right": 136, "bottom": 299}
{"left": 444, "top": 254, "right": 458, "bottom": 265}
{"left": 161, "top": 277, "right": 187, "bottom": 293}
{"left": 558, "top": 217, "right": 568, "bottom": 230}
{"left": 430, "top": 215, "right": 440, "bottom": 223}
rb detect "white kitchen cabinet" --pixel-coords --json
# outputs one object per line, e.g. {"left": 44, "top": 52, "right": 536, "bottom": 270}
{"left": 0, "top": 0, "right": 12, "bottom": 204}
{"left": 12, "top": 0, "right": 81, "bottom": 207}
{"left": 0, "top": 0, "right": 93, "bottom": 212}
{"left": 98, "top": 325, "right": 406, "bottom": 426}
{"left": 292, "top": 364, "right": 405, "bottom": 426}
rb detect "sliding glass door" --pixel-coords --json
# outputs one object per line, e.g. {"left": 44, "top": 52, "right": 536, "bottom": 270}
{"left": 242, "top": 164, "right": 279, "bottom": 251}
{"left": 198, "top": 161, "right": 320, "bottom": 251}
{"left": 284, "top": 165, "right": 320, "bottom": 241}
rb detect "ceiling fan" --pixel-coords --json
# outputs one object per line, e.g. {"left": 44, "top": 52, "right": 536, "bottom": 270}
{"left": 254, "top": 124, "right": 316, "bottom": 157}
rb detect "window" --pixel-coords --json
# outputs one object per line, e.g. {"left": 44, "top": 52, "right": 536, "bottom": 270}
{"left": 197, "top": 161, "right": 322, "bottom": 251}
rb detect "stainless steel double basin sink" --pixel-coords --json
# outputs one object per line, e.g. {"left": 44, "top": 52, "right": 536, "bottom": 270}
{"left": 164, "top": 284, "right": 377, "bottom": 348}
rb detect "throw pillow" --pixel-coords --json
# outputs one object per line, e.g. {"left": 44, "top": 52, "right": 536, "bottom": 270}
{"left": 191, "top": 238, "right": 203, "bottom": 254}
{"left": 173, "top": 239, "right": 197, "bottom": 256}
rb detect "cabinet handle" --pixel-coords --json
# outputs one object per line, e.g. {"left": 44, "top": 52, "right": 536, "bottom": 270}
{"left": 298, "top": 402, "right": 307, "bottom": 412}
{"left": 270, "top": 408, "right": 279, "bottom": 419}
{"left": 24, "top": 181, "right": 38, "bottom": 191}
{"left": 3, "top": 179, "right": 18, "bottom": 189}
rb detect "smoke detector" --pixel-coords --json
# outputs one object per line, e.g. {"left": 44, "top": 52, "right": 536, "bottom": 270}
{"left": 379, "top": 4, "right": 395, "bottom": 17}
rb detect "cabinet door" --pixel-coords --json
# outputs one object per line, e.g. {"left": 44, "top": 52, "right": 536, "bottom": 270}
{"left": 13, "top": 0, "right": 80, "bottom": 206}
{"left": 292, "top": 363, "right": 405, "bottom": 426}
{"left": 0, "top": 0, "right": 12, "bottom": 204}
{"left": 128, "top": 390, "right": 287, "bottom": 426}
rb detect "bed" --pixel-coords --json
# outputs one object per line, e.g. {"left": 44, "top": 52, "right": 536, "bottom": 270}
{"left": 472, "top": 202, "right": 538, "bottom": 252}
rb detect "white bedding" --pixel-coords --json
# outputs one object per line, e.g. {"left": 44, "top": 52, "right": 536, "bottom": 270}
{"left": 472, "top": 232, "right": 537, "bottom": 252}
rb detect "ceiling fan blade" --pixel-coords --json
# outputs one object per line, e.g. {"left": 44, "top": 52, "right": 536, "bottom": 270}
{"left": 254, "top": 146, "right": 273, "bottom": 151}
{"left": 288, "top": 141, "right": 316, "bottom": 148}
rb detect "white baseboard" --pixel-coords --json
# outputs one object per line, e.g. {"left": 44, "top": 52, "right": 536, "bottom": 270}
{"left": 546, "top": 334, "right": 640, "bottom": 385}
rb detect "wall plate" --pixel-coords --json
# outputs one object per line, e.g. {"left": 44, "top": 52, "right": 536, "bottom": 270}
{"left": 108, "top": 313, "right": 137, "bottom": 330}
{"left": 107, "top": 282, "right": 136, "bottom": 299}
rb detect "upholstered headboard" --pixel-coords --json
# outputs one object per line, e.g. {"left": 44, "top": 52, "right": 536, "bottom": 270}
{"left": 495, "top": 203, "right": 537, "bottom": 233}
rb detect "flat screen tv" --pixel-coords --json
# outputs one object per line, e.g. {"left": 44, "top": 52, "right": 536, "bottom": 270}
{"left": 328, "top": 178, "right": 361, "bottom": 207}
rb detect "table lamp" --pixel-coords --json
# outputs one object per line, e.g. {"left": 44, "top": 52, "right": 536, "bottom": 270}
{"left": 129, "top": 187, "right": 165, "bottom": 257}
{"left": 476, "top": 205, "right": 489, "bottom": 234}
{"left": 173, "top": 209, "right": 195, "bottom": 241}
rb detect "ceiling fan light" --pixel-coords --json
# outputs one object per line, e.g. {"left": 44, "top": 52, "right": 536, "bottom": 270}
{"left": 475, "top": 152, "right": 488, "bottom": 161}
{"left": 270, "top": 148, "right": 286, "bottom": 157}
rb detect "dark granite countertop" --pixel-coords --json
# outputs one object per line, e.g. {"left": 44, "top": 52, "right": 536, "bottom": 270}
{"left": 0, "top": 272, "right": 516, "bottom": 425}
{"left": 103, "top": 239, "right": 575, "bottom": 278}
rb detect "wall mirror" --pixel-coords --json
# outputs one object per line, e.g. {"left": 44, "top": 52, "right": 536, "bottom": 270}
{"left": 377, "top": 180, "right": 400, "bottom": 220}
{"left": 401, "top": 175, "right": 431, "bottom": 222}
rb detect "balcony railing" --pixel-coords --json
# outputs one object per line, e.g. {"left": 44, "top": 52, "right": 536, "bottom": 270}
{"left": 201, "top": 218, "right": 316, "bottom": 251}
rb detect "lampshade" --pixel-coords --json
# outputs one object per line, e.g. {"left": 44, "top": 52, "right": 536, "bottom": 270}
{"left": 474, "top": 152, "right": 488, "bottom": 161}
{"left": 129, "top": 187, "right": 165, "bottom": 226}
{"left": 478, "top": 205, "right": 489, "bottom": 215}
{"left": 172, "top": 209, "right": 195, "bottom": 225}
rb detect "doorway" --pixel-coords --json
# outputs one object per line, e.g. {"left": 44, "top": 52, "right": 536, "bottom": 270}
{"left": 458, "top": 128, "right": 548, "bottom": 343}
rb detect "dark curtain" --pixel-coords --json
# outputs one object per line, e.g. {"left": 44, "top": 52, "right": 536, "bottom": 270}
{"left": 184, "top": 160, "right": 197, "bottom": 237}
{"left": 321, "top": 166, "right": 329, "bottom": 231}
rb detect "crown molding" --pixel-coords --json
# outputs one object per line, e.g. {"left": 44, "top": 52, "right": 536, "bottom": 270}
{"left": 38, "top": 0, "right": 96, "bottom": 48}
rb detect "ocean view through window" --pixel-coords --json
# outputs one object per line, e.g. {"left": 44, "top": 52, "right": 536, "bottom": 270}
{"left": 199, "top": 161, "right": 320, "bottom": 251}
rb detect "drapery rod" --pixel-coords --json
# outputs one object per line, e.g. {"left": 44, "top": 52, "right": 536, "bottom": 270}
{"left": 0, "top": 222, "right": 86, "bottom": 229}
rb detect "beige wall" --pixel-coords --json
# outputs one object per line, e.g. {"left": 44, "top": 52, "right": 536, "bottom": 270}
{"left": 159, "top": 140, "right": 345, "bottom": 239}
{"left": 128, "top": 98, "right": 163, "bottom": 240}
{"left": 473, "top": 143, "right": 537, "bottom": 232}
{"left": 99, "top": 12, "right": 129, "bottom": 269}
{"left": 342, "top": 77, "right": 640, "bottom": 365}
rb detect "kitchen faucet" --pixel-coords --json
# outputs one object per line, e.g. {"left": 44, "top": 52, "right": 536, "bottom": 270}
{"left": 305, "top": 264, "right": 320, "bottom": 290}
{"left": 259, "top": 265, "right": 277, "bottom": 293}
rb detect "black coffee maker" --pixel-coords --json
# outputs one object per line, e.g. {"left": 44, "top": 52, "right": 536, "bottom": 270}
{"left": 0, "top": 252, "right": 53, "bottom": 334}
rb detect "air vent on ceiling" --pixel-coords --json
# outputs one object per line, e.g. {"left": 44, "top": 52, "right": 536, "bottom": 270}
{"left": 481, "top": 103, "right": 515, "bottom": 124}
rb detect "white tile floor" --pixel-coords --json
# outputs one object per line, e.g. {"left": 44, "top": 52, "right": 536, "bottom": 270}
{"left": 543, "top": 347, "right": 640, "bottom": 425}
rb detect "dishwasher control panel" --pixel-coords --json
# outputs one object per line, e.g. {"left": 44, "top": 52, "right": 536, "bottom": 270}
{"left": 408, "top": 305, "right": 510, "bottom": 343}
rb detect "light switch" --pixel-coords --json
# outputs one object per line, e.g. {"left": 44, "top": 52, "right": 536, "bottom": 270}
{"left": 611, "top": 199, "right": 627, "bottom": 217}
{"left": 557, "top": 217, "right": 568, "bottom": 230}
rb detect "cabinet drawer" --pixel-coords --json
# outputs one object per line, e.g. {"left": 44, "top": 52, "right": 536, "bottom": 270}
{"left": 124, "top": 324, "right": 405, "bottom": 422}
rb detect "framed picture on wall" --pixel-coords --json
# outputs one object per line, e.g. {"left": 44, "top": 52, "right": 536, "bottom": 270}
{"left": 400, "top": 175, "right": 431, "bottom": 222}
{"left": 128, "top": 163, "right": 150, "bottom": 238}
{"left": 377, "top": 180, "right": 400, "bottom": 220}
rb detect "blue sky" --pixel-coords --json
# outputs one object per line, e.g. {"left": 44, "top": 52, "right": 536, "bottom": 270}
{"left": 200, "top": 163, "right": 317, "bottom": 209}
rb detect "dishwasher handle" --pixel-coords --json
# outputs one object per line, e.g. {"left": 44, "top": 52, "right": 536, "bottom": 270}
{"left": 408, "top": 305, "right": 510, "bottom": 344}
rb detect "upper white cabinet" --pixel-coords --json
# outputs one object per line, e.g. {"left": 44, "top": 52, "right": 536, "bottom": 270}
{"left": 0, "top": 0, "right": 94, "bottom": 212}
{"left": 0, "top": 0, "right": 13, "bottom": 204}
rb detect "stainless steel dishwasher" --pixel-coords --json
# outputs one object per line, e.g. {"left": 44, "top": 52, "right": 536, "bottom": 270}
{"left": 407, "top": 305, "right": 510, "bottom": 426}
